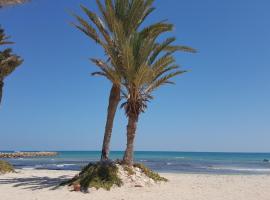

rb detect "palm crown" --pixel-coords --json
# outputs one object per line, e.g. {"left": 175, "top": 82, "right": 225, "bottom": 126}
{"left": 73, "top": 0, "right": 158, "bottom": 85}
{"left": 0, "top": 28, "right": 22, "bottom": 105}
{"left": 0, "top": 28, "right": 22, "bottom": 81}
{"left": 117, "top": 22, "right": 196, "bottom": 118}
{"left": 74, "top": 0, "right": 195, "bottom": 96}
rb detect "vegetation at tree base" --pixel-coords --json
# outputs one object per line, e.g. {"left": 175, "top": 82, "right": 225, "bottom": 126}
{"left": 123, "top": 165, "right": 135, "bottom": 176}
{"left": 61, "top": 162, "right": 123, "bottom": 191}
{"left": 133, "top": 163, "right": 168, "bottom": 182}
{"left": 0, "top": 160, "right": 14, "bottom": 174}
{"left": 0, "top": 28, "right": 23, "bottom": 106}
{"left": 61, "top": 161, "right": 167, "bottom": 191}
{"left": 123, "top": 162, "right": 167, "bottom": 181}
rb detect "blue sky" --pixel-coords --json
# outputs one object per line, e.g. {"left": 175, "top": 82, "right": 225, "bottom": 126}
{"left": 0, "top": 0, "right": 269, "bottom": 152}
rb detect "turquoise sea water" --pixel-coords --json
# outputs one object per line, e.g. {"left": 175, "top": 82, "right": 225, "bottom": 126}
{"left": 2, "top": 151, "right": 270, "bottom": 174}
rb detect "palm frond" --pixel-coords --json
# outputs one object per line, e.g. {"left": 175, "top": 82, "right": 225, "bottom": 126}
{"left": 140, "top": 21, "right": 173, "bottom": 41}
{"left": 151, "top": 54, "right": 175, "bottom": 71}
{"left": 91, "top": 71, "right": 107, "bottom": 76}
{"left": 163, "top": 45, "right": 197, "bottom": 53}
{"left": 0, "top": 27, "right": 23, "bottom": 80}
{"left": 0, "top": 52, "right": 23, "bottom": 79}
{"left": 136, "top": 0, "right": 155, "bottom": 29}
{"left": 72, "top": 14, "right": 103, "bottom": 45}
{"left": 149, "top": 37, "right": 176, "bottom": 64}
{"left": 144, "top": 70, "right": 185, "bottom": 94}
{"left": 80, "top": 5, "right": 112, "bottom": 46}
{"left": 0, "top": 28, "right": 13, "bottom": 45}
{"left": 90, "top": 58, "right": 120, "bottom": 84}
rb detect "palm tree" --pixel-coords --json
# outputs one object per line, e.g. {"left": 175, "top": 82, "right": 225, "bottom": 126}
{"left": 0, "top": 28, "right": 23, "bottom": 106}
{"left": 0, "top": 0, "right": 29, "bottom": 7}
{"left": 0, "top": 0, "right": 28, "bottom": 105}
{"left": 73, "top": 0, "right": 156, "bottom": 161}
{"left": 118, "top": 27, "right": 196, "bottom": 166}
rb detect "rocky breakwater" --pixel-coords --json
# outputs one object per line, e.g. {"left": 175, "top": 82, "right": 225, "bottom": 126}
{"left": 0, "top": 152, "right": 58, "bottom": 158}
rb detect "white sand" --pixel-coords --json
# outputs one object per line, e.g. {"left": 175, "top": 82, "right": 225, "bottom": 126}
{"left": 1, "top": 169, "right": 270, "bottom": 200}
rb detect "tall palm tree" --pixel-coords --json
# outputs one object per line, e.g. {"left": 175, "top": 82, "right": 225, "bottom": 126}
{"left": 118, "top": 26, "right": 196, "bottom": 166}
{"left": 0, "top": 28, "right": 22, "bottom": 106}
{"left": 0, "top": 0, "right": 29, "bottom": 7}
{"left": 73, "top": 0, "right": 156, "bottom": 161}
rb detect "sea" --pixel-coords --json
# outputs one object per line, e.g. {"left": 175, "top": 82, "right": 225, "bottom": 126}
{"left": 2, "top": 151, "right": 270, "bottom": 175}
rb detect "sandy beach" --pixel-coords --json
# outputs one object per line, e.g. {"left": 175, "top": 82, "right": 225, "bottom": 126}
{"left": 0, "top": 169, "right": 269, "bottom": 200}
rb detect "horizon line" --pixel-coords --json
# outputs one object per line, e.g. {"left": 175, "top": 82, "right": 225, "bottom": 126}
{"left": 1, "top": 150, "right": 270, "bottom": 154}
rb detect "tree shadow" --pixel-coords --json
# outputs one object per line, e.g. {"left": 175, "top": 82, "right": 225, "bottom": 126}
{"left": 0, "top": 175, "right": 71, "bottom": 191}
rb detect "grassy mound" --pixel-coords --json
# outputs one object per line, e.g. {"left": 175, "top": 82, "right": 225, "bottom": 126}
{"left": 61, "top": 161, "right": 167, "bottom": 192}
{"left": 133, "top": 163, "right": 168, "bottom": 182}
{"left": 61, "top": 162, "right": 123, "bottom": 191}
{"left": 0, "top": 160, "right": 14, "bottom": 174}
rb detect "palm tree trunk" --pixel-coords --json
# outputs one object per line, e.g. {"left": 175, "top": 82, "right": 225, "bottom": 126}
{"left": 0, "top": 80, "right": 3, "bottom": 106}
{"left": 123, "top": 113, "right": 139, "bottom": 166}
{"left": 100, "top": 84, "right": 120, "bottom": 161}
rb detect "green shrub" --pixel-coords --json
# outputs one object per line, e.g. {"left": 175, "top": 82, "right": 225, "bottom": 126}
{"left": 61, "top": 162, "right": 123, "bottom": 191}
{"left": 0, "top": 160, "right": 14, "bottom": 174}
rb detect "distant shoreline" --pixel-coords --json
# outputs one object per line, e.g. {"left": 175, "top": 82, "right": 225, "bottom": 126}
{"left": 1, "top": 150, "right": 270, "bottom": 154}
{"left": 0, "top": 152, "right": 58, "bottom": 158}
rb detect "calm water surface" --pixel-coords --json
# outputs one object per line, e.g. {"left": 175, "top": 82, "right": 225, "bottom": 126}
{"left": 2, "top": 151, "right": 270, "bottom": 175}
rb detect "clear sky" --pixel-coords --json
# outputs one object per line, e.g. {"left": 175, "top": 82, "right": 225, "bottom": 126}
{"left": 0, "top": 0, "right": 269, "bottom": 152}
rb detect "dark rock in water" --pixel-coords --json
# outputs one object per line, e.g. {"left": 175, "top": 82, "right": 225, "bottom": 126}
{"left": 263, "top": 159, "right": 269, "bottom": 162}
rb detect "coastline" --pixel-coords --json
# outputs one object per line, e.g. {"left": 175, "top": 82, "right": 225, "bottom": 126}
{"left": 3, "top": 151, "right": 269, "bottom": 174}
{"left": 0, "top": 152, "right": 58, "bottom": 158}
{"left": 1, "top": 169, "right": 270, "bottom": 200}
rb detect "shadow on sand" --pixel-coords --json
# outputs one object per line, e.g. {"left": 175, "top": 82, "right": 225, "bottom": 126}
{"left": 0, "top": 175, "right": 71, "bottom": 191}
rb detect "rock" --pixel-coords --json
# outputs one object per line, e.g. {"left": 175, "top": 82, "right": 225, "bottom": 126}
{"left": 134, "top": 167, "right": 141, "bottom": 172}
{"left": 134, "top": 184, "right": 143, "bottom": 187}
{"left": 73, "top": 183, "right": 81, "bottom": 192}
{"left": 130, "top": 176, "right": 136, "bottom": 182}
{"left": 263, "top": 159, "right": 269, "bottom": 162}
